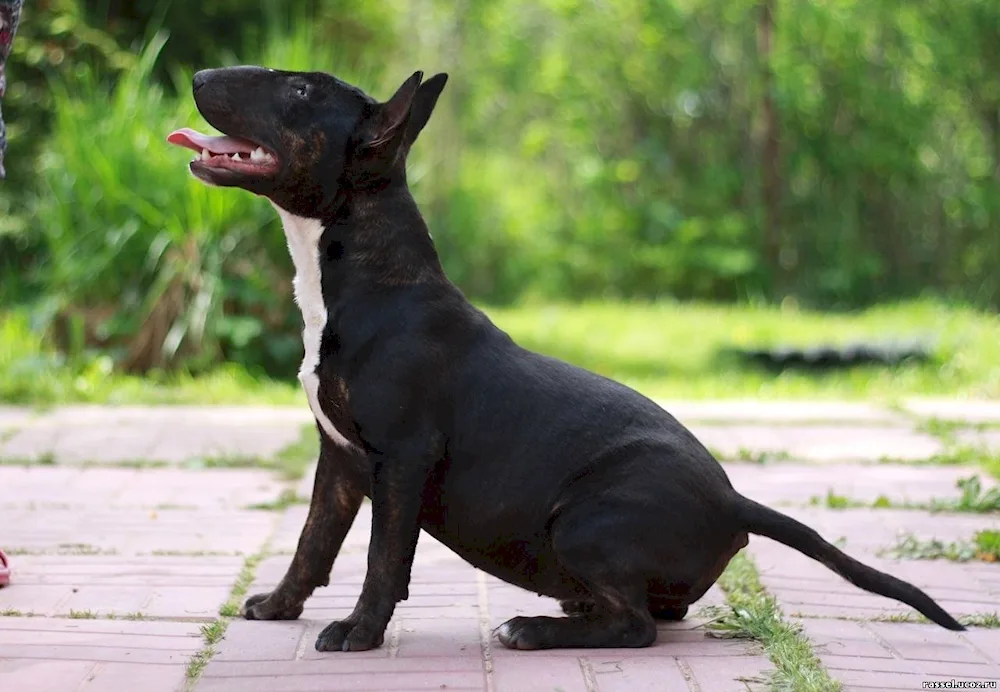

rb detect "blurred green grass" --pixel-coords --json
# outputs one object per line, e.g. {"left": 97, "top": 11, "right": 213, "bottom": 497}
{"left": 3, "top": 299, "right": 998, "bottom": 406}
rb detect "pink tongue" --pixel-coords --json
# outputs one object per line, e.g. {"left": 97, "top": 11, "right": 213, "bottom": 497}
{"left": 166, "top": 128, "right": 255, "bottom": 154}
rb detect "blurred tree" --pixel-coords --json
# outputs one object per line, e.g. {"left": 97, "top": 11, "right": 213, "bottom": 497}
{"left": 4, "top": 0, "right": 1000, "bottom": 377}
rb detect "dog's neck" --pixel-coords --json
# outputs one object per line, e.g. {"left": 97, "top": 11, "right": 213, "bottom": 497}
{"left": 273, "top": 181, "right": 447, "bottom": 308}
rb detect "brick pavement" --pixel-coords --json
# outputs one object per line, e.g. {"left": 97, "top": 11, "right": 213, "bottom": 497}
{"left": 0, "top": 401, "right": 997, "bottom": 691}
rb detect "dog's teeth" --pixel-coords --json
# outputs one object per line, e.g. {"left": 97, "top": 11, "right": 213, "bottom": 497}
{"left": 250, "top": 147, "right": 265, "bottom": 162}
{"left": 231, "top": 153, "right": 241, "bottom": 161}
{"left": 262, "top": 152, "right": 275, "bottom": 163}
{"left": 200, "top": 149, "right": 211, "bottom": 161}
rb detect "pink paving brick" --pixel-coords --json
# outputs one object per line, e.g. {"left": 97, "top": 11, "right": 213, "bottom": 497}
{"left": 393, "top": 617, "right": 483, "bottom": 658}
{"left": 0, "top": 659, "right": 97, "bottom": 692}
{"left": 0, "top": 555, "right": 246, "bottom": 618}
{"left": 793, "top": 618, "right": 894, "bottom": 659}
{"left": 75, "top": 662, "right": 189, "bottom": 692}
{"left": 587, "top": 656, "right": 693, "bottom": 692}
{"left": 864, "top": 621, "right": 994, "bottom": 664}
{"left": 492, "top": 655, "right": 589, "bottom": 692}
{"left": 199, "top": 659, "right": 486, "bottom": 692}
{"left": 8, "top": 402, "right": 1000, "bottom": 692}
{"left": 0, "top": 616, "right": 201, "bottom": 692}
{"left": 213, "top": 620, "right": 308, "bottom": 662}
{"left": 684, "top": 655, "right": 775, "bottom": 691}
{"left": 963, "top": 629, "right": 1000, "bottom": 665}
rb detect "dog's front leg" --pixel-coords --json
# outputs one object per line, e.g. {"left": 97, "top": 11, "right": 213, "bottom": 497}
{"left": 244, "top": 433, "right": 366, "bottom": 621}
{"left": 314, "top": 440, "right": 435, "bottom": 652}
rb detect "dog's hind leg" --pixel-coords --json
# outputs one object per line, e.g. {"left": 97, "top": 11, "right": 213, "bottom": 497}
{"left": 497, "top": 505, "right": 657, "bottom": 650}
{"left": 244, "top": 434, "right": 365, "bottom": 620}
{"left": 561, "top": 597, "right": 689, "bottom": 621}
{"left": 647, "top": 598, "right": 689, "bottom": 621}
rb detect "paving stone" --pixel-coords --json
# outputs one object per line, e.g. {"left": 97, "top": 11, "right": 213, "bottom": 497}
{"left": 903, "top": 398, "right": 1000, "bottom": 423}
{"left": 11, "top": 401, "right": 999, "bottom": 691}
{"left": 0, "top": 405, "right": 311, "bottom": 464}
{"left": 658, "top": 400, "right": 903, "bottom": 425}
{"left": 683, "top": 655, "right": 775, "bottom": 691}
{"left": 200, "top": 659, "right": 486, "bottom": 692}
{"left": 0, "top": 617, "right": 200, "bottom": 691}
{"left": 0, "top": 466, "right": 284, "bottom": 511}
{"left": 864, "top": 621, "right": 991, "bottom": 664}
{"left": 492, "top": 655, "right": 588, "bottom": 692}
{"left": 963, "top": 629, "right": 1000, "bottom": 665}
{"left": 0, "top": 405, "right": 34, "bottom": 435}
{"left": 726, "top": 463, "right": 988, "bottom": 506}
{"left": 689, "top": 423, "right": 942, "bottom": 462}
{"left": 0, "top": 555, "right": 245, "bottom": 618}
{"left": 1, "top": 502, "right": 277, "bottom": 556}
{"left": 587, "top": 656, "right": 692, "bottom": 691}
{"left": 0, "top": 659, "right": 99, "bottom": 692}
{"left": 956, "top": 427, "right": 1000, "bottom": 452}
{"left": 73, "top": 662, "right": 190, "bottom": 692}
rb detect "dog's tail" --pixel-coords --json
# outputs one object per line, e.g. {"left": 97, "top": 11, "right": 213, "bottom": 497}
{"left": 734, "top": 494, "right": 965, "bottom": 631}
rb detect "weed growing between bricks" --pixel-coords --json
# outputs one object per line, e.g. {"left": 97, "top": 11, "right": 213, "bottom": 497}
{"left": 906, "top": 418, "right": 1000, "bottom": 479}
{"left": 185, "top": 548, "right": 268, "bottom": 688}
{"left": 880, "top": 530, "right": 1000, "bottom": 563}
{"left": 712, "top": 551, "right": 842, "bottom": 692}
{"left": 182, "top": 424, "right": 317, "bottom": 479}
{"left": 0, "top": 608, "right": 38, "bottom": 617}
{"left": 709, "top": 447, "right": 794, "bottom": 464}
{"left": 791, "top": 610, "right": 1000, "bottom": 629}
{"left": 5, "top": 544, "right": 117, "bottom": 556}
{"left": 244, "top": 487, "right": 310, "bottom": 511}
{"left": 807, "top": 475, "right": 1000, "bottom": 513}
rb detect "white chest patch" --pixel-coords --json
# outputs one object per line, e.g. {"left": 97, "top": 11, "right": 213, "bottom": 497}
{"left": 273, "top": 204, "right": 353, "bottom": 449}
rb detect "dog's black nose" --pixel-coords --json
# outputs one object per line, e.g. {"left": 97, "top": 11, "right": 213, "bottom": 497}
{"left": 193, "top": 69, "right": 211, "bottom": 92}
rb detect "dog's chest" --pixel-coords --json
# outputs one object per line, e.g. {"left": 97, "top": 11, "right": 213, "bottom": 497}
{"left": 273, "top": 205, "right": 353, "bottom": 448}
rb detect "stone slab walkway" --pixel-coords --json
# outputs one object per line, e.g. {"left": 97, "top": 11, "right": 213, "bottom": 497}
{"left": 0, "top": 400, "right": 998, "bottom": 691}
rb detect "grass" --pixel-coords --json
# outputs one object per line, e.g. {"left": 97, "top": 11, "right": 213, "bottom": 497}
{"left": 149, "top": 550, "right": 243, "bottom": 557}
{"left": 245, "top": 488, "right": 310, "bottom": 511}
{"left": 789, "top": 610, "right": 1000, "bottom": 628}
{"left": 184, "top": 424, "right": 317, "bottom": 480}
{"left": 68, "top": 610, "right": 98, "bottom": 619}
{"left": 880, "top": 530, "right": 1000, "bottom": 563}
{"left": 486, "top": 300, "right": 1000, "bottom": 401}
{"left": 218, "top": 552, "right": 266, "bottom": 618}
{"left": 3, "top": 300, "right": 1000, "bottom": 405}
{"left": 807, "top": 475, "right": 1000, "bottom": 513}
{"left": 5, "top": 544, "right": 117, "bottom": 556}
{"left": 711, "top": 551, "right": 841, "bottom": 691}
{"left": 185, "top": 549, "right": 267, "bottom": 687}
{"left": 926, "top": 446, "right": 1000, "bottom": 479}
{"left": 186, "top": 620, "right": 228, "bottom": 683}
{"left": 0, "top": 608, "right": 38, "bottom": 617}
{"left": 910, "top": 416, "right": 1000, "bottom": 479}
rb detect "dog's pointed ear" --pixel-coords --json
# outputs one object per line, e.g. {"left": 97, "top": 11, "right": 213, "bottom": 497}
{"left": 402, "top": 73, "right": 448, "bottom": 150}
{"left": 363, "top": 71, "right": 423, "bottom": 153}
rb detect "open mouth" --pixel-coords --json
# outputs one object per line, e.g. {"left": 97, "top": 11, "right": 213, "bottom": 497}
{"left": 166, "top": 128, "right": 280, "bottom": 178}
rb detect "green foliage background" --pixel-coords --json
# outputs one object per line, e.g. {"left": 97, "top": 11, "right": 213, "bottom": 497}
{"left": 1, "top": 0, "right": 999, "bottom": 378}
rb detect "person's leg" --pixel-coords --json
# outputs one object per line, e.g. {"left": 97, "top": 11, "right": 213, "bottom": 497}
{"left": 0, "top": 547, "right": 11, "bottom": 587}
{"left": 0, "top": 0, "right": 25, "bottom": 178}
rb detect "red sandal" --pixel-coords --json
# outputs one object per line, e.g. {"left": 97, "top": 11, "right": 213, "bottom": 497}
{"left": 0, "top": 548, "right": 10, "bottom": 587}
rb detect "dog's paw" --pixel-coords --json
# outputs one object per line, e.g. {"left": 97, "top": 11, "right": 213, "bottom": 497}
{"left": 496, "top": 616, "right": 549, "bottom": 650}
{"left": 243, "top": 592, "right": 304, "bottom": 621}
{"left": 315, "top": 617, "right": 385, "bottom": 652}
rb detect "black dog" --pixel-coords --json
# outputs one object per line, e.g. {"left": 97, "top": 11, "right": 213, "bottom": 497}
{"left": 168, "top": 67, "right": 963, "bottom": 652}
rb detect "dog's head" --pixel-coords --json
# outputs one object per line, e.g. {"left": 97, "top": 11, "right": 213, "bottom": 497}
{"left": 167, "top": 66, "right": 447, "bottom": 216}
